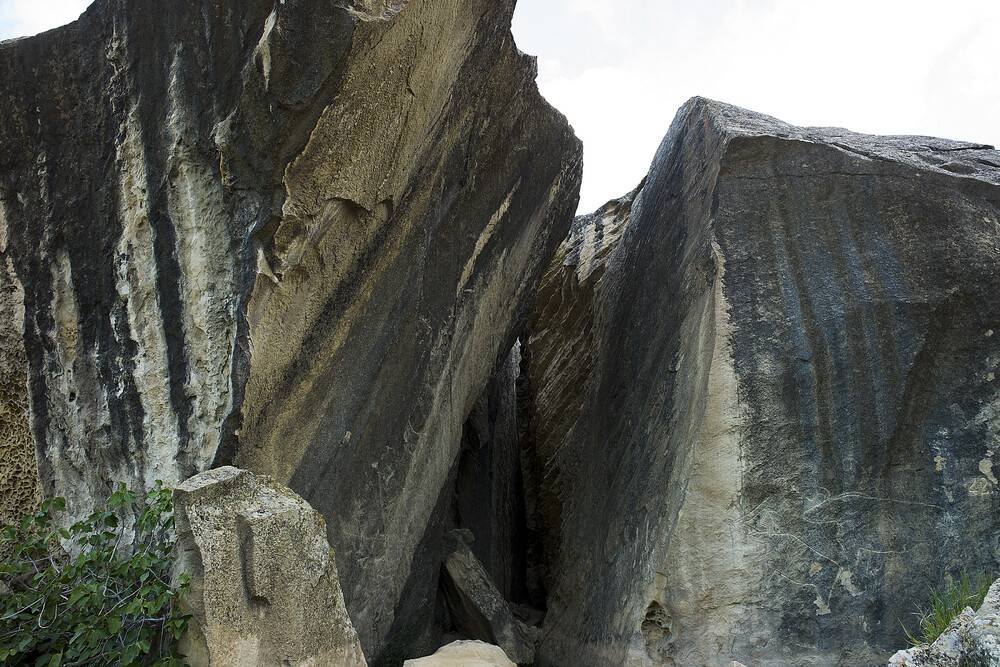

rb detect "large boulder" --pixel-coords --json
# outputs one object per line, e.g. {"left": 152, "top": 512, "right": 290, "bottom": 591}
{"left": 173, "top": 466, "right": 367, "bottom": 667}
{"left": 0, "top": 0, "right": 581, "bottom": 659}
{"left": 521, "top": 98, "right": 1000, "bottom": 666}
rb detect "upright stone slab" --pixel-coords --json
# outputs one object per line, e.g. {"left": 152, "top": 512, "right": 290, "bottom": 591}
{"left": 522, "top": 98, "right": 1000, "bottom": 666}
{"left": 173, "top": 467, "right": 367, "bottom": 667}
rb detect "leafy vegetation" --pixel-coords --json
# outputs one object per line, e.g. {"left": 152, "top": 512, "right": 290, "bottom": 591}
{"left": 903, "top": 570, "right": 994, "bottom": 646}
{"left": 0, "top": 482, "right": 190, "bottom": 666}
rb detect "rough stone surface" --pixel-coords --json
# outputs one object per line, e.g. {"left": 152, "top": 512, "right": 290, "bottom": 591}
{"left": 522, "top": 98, "right": 1000, "bottom": 666}
{"left": 888, "top": 612, "right": 970, "bottom": 667}
{"left": 966, "top": 588, "right": 1000, "bottom": 667}
{"left": 403, "top": 640, "right": 516, "bottom": 667}
{"left": 173, "top": 466, "right": 367, "bottom": 667}
{"left": 0, "top": 0, "right": 580, "bottom": 660}
{"left": 889, "top": 578, "right": 1000, "bottom": 666}
{"left": 441, "top": 531, "right": 538, "bottom": 665}
{"left": 0, "top": 244, "right": 38, "bottom": 527}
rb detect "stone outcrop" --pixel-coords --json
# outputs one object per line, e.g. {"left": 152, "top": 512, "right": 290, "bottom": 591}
{"left": 373, "top": 346, "right": 540, "bottom": 665}
{"left": 403, "top": 640, "right": 516, "bottom": 667}
{"left": 889, "top": 577, "right": 1000, "bottom": 666}
{"left": 173, "top": 466, "right": 367, "bottom": 667}
{"left": 0, "top": 0, "right": 580, "bottom": 661}
{"left": 522, "top": 98, "right": 1000, "bottom": 666}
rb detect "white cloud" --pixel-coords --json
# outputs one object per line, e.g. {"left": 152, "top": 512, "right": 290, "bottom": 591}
{"left": 0, "top": 0, "right": 90, "bottom": 40}
{"left": 515, "top": 0, "right": 1000, "bottom": 212}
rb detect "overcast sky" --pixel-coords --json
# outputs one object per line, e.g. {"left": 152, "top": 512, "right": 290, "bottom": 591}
{"left": 3, "top": 1, "right": 998, "bottom": 213}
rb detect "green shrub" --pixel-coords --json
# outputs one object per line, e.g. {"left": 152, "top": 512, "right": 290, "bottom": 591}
{"left": 0, "top": 482, "right": 190, "bottom": 666}
{"left": 903, "top": 570, "right": 994, "bottom": 646}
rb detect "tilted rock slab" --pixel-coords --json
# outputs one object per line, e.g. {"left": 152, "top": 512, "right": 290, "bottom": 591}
{"left": 522, "top": 98, "right": 1000, "bottom": 666}
{"left": 174, "top": 466, "right": 367, "bottom": 667}
{"left": 0, "top": 249, "right": 37, "bottom": 527}
{"left": 0, "top": 0, "right": 581, "bottom": 659}
{"left": 440, "top": 530, "right": 538, "bottom": 665}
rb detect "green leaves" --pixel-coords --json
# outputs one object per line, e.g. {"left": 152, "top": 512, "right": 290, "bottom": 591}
{"left": 903, "top": 570, "right": 994, "bottom": 646}
{"left": 0, "top": 481, "right": 190, "bottom": 666}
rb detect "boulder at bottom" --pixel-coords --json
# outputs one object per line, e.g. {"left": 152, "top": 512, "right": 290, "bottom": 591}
{"left": 173, "top": 466, "right": 366, "bottom": 667}
{"left": 441, "top": 531, "right": 538, "bottom": 664}
{"left": 889, "top": 578, "right": 1000, "bottom": 666}
{"left": 403, "top": 640, "right": 516, "bottom": 667}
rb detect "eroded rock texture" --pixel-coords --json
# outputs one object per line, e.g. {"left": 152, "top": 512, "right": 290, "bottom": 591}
{"left": 174, "top": 466, "right": 368, "bottom": 667}
{"left": 0, "top": 241, "right": 38, "bottom": 526}
{"left": 522, "top": 98, "right": 1000, "bottom": 666}
{"left": 0, "top": 0, "right": 580, "bottom": 660}
{"left": 403, "top": 640, "right": 516, "bottom": 667}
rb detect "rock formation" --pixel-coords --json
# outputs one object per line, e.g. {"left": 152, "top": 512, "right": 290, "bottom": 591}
{"left": 889, "top": 577, "right": 1000, "bottom": 666}
{"left": 521, "top": 98, "right": 1000, "bottom": 666}
{"left": 3, "top": 0, "right": 1000, "bottom": 662}
{"left": 0, "top": 0, "right": 580, "bottom": 661}
{"left": 173, "top": 466, "right": 367, "bottom": 667}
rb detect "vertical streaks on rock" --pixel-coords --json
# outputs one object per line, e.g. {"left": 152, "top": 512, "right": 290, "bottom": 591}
{"left": 0, "top": 224, "right": 38, "bottom": 526}
{"left": 114, "top": 110, "right": 182, "bottom": 490}
{"left": 523, "top": 98, "right": 1000, "bottom": 666}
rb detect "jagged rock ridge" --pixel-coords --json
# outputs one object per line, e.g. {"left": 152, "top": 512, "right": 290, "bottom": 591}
{"left": 0, "top": 0, "right": 581, "bottom": 662}
{"left": 521, "top": 97, "right": 1000, "bottom": 666}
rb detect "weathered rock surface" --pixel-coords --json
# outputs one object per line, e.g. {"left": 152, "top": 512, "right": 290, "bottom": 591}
{"left": 889, "top": 577, "right": 1000, "bottom": 666}
{"left": 441, "top": 530, "right": 538, "bottom": 665}
{"left": 522, "top": 98, "right": 1000, "bottom": 666}
{"left": 173, "top": 466, "right": 367, "bottom": 667}
{"left": 403, "top": 640, "right": 516, "bottom": 667}
{"left": 0, "top": 0, "right": 580, "bottom": 660}
{"left": 0, "top": 248, "right": 37, "bottom": 527}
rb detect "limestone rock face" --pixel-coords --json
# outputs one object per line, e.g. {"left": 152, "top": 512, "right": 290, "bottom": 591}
{"left": 889, "top": 578, "right": 1000, "bottom": 666}
{"left": 173, "top": 466, "right": 367, "bottom": 667}
{"left": 0, "top": 0, "right": 580, "bottom": 659}
{"left": 403, "top": 640, "right": 516, "bottom": 667}
{"left": 522, "top": 98, "right": 1000, "bottom": 666}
